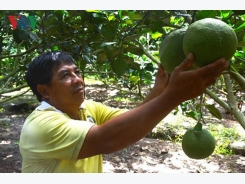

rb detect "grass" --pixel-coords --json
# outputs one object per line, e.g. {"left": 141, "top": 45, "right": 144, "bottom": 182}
{"left": 0, "top": 107, "right": 4, "bottom": 113}
{"left": 14, "top": 140, "right": 19, "bottom": 145}
{"left": 208, "top": 124, "right": 243, "bottom": 155}
{"left": 0, "top": 118, "right": 11, "bottom": 126}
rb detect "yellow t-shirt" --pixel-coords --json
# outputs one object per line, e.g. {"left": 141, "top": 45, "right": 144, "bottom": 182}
{"left": 19, "top": 100, "right": 127, "bottom": 173}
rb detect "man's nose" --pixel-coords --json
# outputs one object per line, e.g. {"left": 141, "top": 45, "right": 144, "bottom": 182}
{"left": 72, "top": 73, "right": 83, "bottom": 84}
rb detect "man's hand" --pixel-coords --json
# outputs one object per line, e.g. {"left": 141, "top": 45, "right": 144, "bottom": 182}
{"left": 165, "top": 53, "right": 229, "bottom": 102}
{"left": 139, "top": 64, "right": 170, "bottom": 106}
{"left": 153, "top": 64, "right": 170, "bottom": 92}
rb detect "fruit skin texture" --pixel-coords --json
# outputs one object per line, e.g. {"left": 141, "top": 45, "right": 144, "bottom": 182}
{"left": 182, "top": 127, "right": 215, "bottom": 159}
{"left": 159, "top": 28, "right": 187, "bottom": 74}
{"left": 183, "top": 18, "right": 238, "bottom": 68}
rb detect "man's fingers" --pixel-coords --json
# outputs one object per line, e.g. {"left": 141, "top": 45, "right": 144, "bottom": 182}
{"left": 197, "top": 58, "right": 229, "bottom": 87}
{"left": 197, "top": 58, "right": 229, "bottom": 77}
{"left": 174, "top": 53, "right": 194, "bottom": 72}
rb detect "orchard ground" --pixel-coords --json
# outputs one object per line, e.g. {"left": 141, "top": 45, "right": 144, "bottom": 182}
{"left": 1, "top": 82, "right": 245, "bottom": 173}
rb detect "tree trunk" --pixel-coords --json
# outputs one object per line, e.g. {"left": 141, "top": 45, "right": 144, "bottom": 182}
{"left": 229, "top": 70, "right": 245, "bottom": 92}
{"left": 205, "top": 74, "right": 245, "bottom": 130}
{"left": 223, "top": 74, "right": 245, "bottom": 129}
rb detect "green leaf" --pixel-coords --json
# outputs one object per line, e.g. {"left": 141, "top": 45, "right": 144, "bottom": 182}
{"left": 124, "top": 45, "right": 144, "bottom": 56}
{"left": 234, "top": 22, "right": 245, "bottom": 33}
{"left": 243, "top": 38, "right": 245, "bottom": 53}
{"left": 151, "top": 21, "right": 163, "bottom": 33}
{"left": 97, "top": 53, "right": 107, "bottom": 63}
{"left": 128, "top": 12, "right": 143, "bottom": 20}
{"left": 18, "top": 29, "right": 30, "bottom": 40}
{"left": 151, "top": 32, "right": 163, "bottom": 39}
{"left": 123, "top": 55, "right": 140, "bottom": 70}
{"left": 86, "top": 10, "right": 100, "bottom": 13}
{"left": 12, "top": 29, "right": 22, "bottom": 43}
{"left": 195, "top": 103, "right": 202, "bottom": 111}
{"left": 194, "top": 122, "right": 202, "bottom": 131}
{"left": 129, "top": 76, "right": 140, "bottom": 84}
{"left": 108, "top": 14, "right": 116, "bottom": 21}
{"left": 196, "top": 10, "right": 218, "bottom": 20}
{"left": 205, "top": 104, "right": 222, "bottom": 120}
{"left": 220, "top": 10, "right": 232, "bottom": 19}
{"left": 77, "top": 58, "right": 87, "bottom": 70}
{"left": 185, "top": 111, "right": 198, "bottom": 120}
{"left": 237, "top": 41, "right": 245, "bottom": 48}
{"left": 106, "top": 48, "right": 121, "bottom": 60}
{"left": 125, "top": 19, "right": 133, "bottom": 25}
{"left": 233, "top": 10, "right": 245, "bottom": 15}
{"left": 71, "top": 24, "right": 81, "bottom": 29}
{"left": 101, "top": 23, "right": 116, "bottom": 41}
{"left": 111, "top": 57, "right": 128, "bottom": 76}
{"left": 52, "top": 45, "right": 59, "bottom": 51}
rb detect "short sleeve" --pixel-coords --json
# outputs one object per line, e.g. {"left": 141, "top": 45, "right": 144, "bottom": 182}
{"left": 83, "top": 100, "right": 128, "bottom": 125}
{"left": 19, "top": 110, "right": 94, "bottom": 162}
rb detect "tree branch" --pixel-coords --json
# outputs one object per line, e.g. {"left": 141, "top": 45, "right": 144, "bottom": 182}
{"left": 205, "top": 88, "right": 230, "bottom": 112}
{"left": 0, "top": 87, "right": 30, "bottom": 105}
{"left": 135, "top": 40, "right": 160, "bottom": 65}
{"left": 0, "top": 68, "right": 20, "bottom": 83}
{"left": 223, "top": 74, "right": 245, "bottom": 129}
{"left": 0, "top": 84, "right": 28, "bottom": 95}
{"left": 0, "top": 43, "right": 42, "bottom": 59}
{"left": 229, "top": 70, "right": 245, "bottom": 92}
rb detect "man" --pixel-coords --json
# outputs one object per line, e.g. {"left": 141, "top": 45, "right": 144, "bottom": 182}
{"left": 19, "top": 51, "right": 229, "bottom": 172}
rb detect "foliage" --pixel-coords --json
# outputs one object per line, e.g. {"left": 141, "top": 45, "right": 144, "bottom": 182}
{"left": 1, "top": 10, "right": 245, "bottom": 130}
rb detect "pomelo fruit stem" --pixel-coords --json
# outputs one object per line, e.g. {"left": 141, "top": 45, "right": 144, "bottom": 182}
{"left": 194, "top": 122, "right": 202, "bottom": 131}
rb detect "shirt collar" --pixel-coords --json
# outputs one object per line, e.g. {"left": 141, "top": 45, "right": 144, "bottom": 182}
{"left": 36, "top": 101, "right": 85, "bottom": 113}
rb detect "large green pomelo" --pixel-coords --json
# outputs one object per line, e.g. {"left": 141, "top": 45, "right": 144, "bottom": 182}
{"left": 182, "top": 126, "right": 215, "bottom": 159}
{"left": 183, "top": 18, "right": 238, "bottom": 68}
{"left": 159, "top": 28, "right": 187, "bottom": 74}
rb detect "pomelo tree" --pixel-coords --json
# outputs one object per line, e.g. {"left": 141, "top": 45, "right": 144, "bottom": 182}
{"left": 1, "top": 10, "right": 245, "bottom": 129}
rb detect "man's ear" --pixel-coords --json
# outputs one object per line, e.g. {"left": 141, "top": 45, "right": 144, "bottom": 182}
{"left": 37, "top": 84, "right": 50, "bottom": 100}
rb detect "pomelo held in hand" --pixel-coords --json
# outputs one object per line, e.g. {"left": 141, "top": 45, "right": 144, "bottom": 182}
{"left": 183, "top": 18, "right": 238, "bottom": 68}
{"left": 159, "top": 28, "right": 187, "bottom": 74}
{"left": 182, "top": 122, "right": 215, "bottom": 159}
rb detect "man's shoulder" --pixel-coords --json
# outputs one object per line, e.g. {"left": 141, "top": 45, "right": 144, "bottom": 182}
{"left": 36, "top": 101, "right": 63, "bottom": 113}
{"left": 26, "top": 102, "right": 67, "bottom": 122}
{"left": 26, "top": 109, "right": 66, "bottom": 125}
{"left": 83, "top": 99, "right": 101, "bottom": 105}
{"left": 82, "top": 99, "right": 128, "bottom": 115}
{"left": 82, "top": 99, "right": 104, "bottom": 109}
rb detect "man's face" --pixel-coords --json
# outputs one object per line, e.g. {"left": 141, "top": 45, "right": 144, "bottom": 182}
{"left": 43, "top": 63, "right": 85, "bottom": 109}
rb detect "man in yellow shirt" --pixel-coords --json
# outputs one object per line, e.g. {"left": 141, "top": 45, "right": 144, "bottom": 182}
{"left": 20, "top": 99, "right": 128, "bottom": 172}
{"left": 19, "top": 51, "right": 229, "bottom": 173}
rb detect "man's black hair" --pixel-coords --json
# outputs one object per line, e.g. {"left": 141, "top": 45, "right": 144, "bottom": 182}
{"left": 26, "top": 51, "right": 76, "bottom": 102}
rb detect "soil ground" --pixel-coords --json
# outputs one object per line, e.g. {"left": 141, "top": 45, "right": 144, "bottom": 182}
{"left": 1, "top": 84, "right": 245, "bottom": 173}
